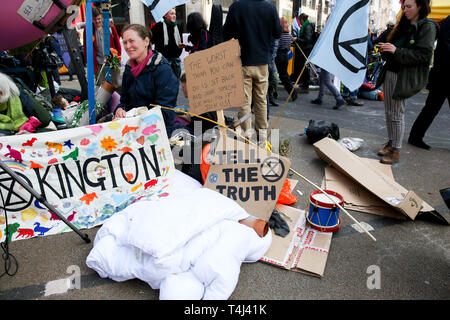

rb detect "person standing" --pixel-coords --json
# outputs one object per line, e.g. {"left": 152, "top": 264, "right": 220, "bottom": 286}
{"left": 376, "top": 0, "right": 438, "bottom": 164}
{"left": 185, "top": 12, "right": 211, "bottom": 54}
{"left": 408, "top": 15, "right": 450, "bottom": 150}
{"left": 223, "top": 0, "right": 281, "bottom": 142}
{"left": 151, "top": 8, "right": 183, "bottom": 78}
{"left": 275, "top": 17, "right": 297, "bottom": 102}
{"left": 83, "top": 7, "right": 121, "bottom": 86}
{"left": 295, "top": 13, "right": 314, "bottom": 93}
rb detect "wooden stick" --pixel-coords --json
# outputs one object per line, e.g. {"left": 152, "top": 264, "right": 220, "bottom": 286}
{"left": 289, "top": 167, "right": 377, "bottom": 242}
{"left": 294, "top": 42, "right": 319, "bottom": 79}
{"left": 149, "top": 104, "right": 254, "bottom": 145}
{"left": 268, "top": 63, "right": 307, "bottom": 140}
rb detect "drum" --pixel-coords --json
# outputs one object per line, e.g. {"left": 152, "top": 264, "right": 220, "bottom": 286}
{"left": 307, "top": 189, "right": 344, "bottom": 231}
{"left": 0, "top": 0, "right": 81, "bottom": 51}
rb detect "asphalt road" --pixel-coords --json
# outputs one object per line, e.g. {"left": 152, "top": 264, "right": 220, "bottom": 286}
{"left": 0, "top": 75, "right": 449, "bottom": 308}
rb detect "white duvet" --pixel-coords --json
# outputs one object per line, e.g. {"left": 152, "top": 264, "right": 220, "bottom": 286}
{"left": 86, "top": 170, "right": 272, "bottom": 300}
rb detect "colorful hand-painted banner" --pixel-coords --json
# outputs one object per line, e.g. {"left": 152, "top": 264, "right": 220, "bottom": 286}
{"left": 0, "top": 107, "right": 174, "bottom": 242}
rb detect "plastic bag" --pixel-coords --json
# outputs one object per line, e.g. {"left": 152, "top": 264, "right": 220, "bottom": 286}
{"left": 276, "top": 179, "right": 298, "bottom": 205}
{"left": 338, "top": 137, "right": 364, "bottom": 151}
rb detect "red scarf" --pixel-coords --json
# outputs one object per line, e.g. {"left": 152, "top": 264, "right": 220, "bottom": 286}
{"left": 130, "top": 51, "right": 154, "bottom": 78}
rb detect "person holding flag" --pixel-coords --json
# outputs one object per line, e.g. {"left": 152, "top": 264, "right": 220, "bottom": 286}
{"left": 376, "top": 0, "right": 437, "bottom": 164}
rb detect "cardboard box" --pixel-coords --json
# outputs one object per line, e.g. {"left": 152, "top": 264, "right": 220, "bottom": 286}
{"left": 322, "top": 161, "right": 406, "bottom": 220}
{"left": 313, "top": 138, "right": 424, "bottom": 220}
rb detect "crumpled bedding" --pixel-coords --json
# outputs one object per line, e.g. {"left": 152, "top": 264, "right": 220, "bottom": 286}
{"left": 86, "top": 169, "right": 272, "bottom": 300}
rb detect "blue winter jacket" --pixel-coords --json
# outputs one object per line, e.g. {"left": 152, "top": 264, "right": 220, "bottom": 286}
{"left": 117, "top": 51, "right": 179, "bottom": 136}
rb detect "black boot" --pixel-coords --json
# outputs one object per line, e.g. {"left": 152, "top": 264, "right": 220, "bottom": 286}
{"left": 269, "top": 97, "right": 279, "bottom": 106}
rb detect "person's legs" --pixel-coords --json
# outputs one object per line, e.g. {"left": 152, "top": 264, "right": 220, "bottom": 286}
{"left": 251, "top": 65, "right": 269, "bottom": 142}
{"left": 240, "top": 66, "right": 255, "bottom": 137}
{"left": 311, "top": 69, "right": 326, "bottom": 105}
{"left": 381, "top": 71, "right": 404, "bottom": 163}
{"left": 409, "top": 88, "right": 449, "bottom": 149}
{"left": 275, "top": 50, "right": 296, "bottom": 101}
{"left": 268, "top": 60, "right": 278, "bottom": 106}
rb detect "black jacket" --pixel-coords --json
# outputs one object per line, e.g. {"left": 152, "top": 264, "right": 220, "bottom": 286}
{"left": 223, "top": 0, "right": 281, "bottom": 66}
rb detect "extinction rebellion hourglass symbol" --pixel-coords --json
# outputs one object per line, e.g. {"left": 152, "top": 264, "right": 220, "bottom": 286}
{"left": 0, "top": 170, "right": 34, "bottom": 212}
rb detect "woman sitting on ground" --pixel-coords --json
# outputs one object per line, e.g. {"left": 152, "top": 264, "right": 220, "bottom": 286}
{"left": 114, "top": 24, "right": 179, "bottom": 137}
{"left": 0, "top": 72, "right": 50, "bottom": 136}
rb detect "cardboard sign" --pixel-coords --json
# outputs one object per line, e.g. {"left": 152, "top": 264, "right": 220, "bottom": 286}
{"left": 0, "top": 108, "right": 174, "bottom": 242}
{"left": 261, "top": 204, "right": 333, "bottom": 278}
{"left": 203, "top": 136, "right": 291, "bottom": 221}
{"left": 184, "top": 39, "right": 246, "bottom": 115}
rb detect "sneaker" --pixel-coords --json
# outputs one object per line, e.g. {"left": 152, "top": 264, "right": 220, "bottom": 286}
{"left": 333, "top": 99, "right": 346, "bottom": 110}
{"left": 311, "top": 98, "right": 322, "bottom": 105}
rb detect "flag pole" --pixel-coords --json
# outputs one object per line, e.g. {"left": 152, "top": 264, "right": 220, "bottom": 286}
{"left": 294, "top": 41, "right": 319, "bottom": 79}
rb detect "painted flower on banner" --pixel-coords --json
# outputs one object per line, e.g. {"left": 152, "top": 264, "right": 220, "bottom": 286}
{"left": 100, "top": 136, "right": 118, "bottom": 152}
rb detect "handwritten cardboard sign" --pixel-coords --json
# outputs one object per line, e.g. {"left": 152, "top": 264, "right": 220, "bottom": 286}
{"left": 184, "top": 39, "right": 246, "bottom": 115}
{"left": 203, "top": 135, "right": 291, "bottom": 221}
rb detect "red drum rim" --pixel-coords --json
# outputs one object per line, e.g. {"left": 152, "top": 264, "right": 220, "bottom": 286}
{"left": 310, "top": 189, "right": 344, "bottom": 208}
{"left": 308, "top": 217, "right": 343, "bottom": 233}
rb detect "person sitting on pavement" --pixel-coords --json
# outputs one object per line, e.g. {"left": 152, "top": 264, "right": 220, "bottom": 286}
{"left": 0, "top": 72, "right": 49, "bottom": 136}
{"left": 113, "top": 24, "right": 179, "bottom": 138}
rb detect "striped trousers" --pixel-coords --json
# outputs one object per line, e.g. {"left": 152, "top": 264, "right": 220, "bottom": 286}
{"left": 383, "top": 71, "right": 406, "bottom": 149}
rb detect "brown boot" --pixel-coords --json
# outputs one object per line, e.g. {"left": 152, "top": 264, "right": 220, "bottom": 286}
{"left": 378, "top": 141, "right": 392, "bottom": 156}
{"left": 380, "top": 149, "right": 400, "bottom": 164}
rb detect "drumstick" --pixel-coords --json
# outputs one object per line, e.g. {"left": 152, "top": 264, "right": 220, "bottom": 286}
{"left": 289, "top": 168, "right": 377, "bottom": 242}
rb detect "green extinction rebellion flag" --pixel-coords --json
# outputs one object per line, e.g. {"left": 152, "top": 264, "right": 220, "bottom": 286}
{"left": 0, "top": 107, "right": 174, "bottom": 242}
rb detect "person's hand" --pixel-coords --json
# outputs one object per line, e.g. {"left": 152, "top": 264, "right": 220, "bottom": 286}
{"left": 378, "top": 42, "right": 396, "bottom": 54}
{"left": 114, "top": 107, "right": 126, "bottom": 119}
{"left": 292, "top": 37, "right": 297, "bottom": 42}
{"left": 178, "top": 43, "right": 187, "bottom": 49}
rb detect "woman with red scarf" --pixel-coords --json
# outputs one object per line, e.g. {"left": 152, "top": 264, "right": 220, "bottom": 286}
{"left": 114, "top": 24, "right": 179, "bottom": 137}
